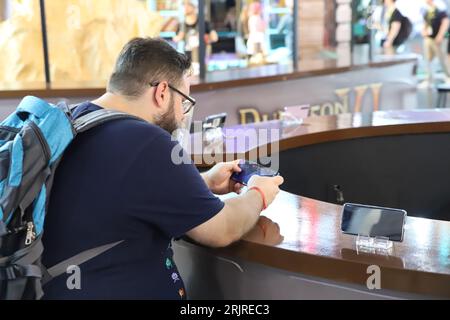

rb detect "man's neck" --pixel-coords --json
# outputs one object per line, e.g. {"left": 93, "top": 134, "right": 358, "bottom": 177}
{"left": 91, "top": 92, "right": 153, "bottom": 123}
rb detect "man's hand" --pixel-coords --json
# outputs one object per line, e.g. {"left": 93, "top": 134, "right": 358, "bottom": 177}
{"left": 202, "top": 160, "right": 244, "bottom": 195}
{"left": 243, "top": 216, "right": 284, "bottom": 246}
{"left": 247, "top": 175, "right": 284, "bottom": 208}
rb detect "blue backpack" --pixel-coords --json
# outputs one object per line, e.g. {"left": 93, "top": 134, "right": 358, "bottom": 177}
{"left": 0, "top": 96, "right": 139, "bottom": 299}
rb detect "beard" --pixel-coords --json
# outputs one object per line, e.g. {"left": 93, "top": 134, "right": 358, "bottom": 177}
{"left": 154, "top": 95, "right": 180, "bottom": 134}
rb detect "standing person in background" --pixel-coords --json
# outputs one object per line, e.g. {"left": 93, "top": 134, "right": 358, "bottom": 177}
{"left": 381, "top": 0, "right": 412, "bottom": 55}
{"left": 239, "top": 3, "right": 250, "bottom": 43}
{"left": 421, "top": 0, "right": 450, "bottom": 87}
{"left": 276, "top": 0, "right": 294, "bottom": 57}
{"left": 237, "top": 3, "right": 250, "bottom": 58}
{"left": 224, "top": 0, "right": 237, "bottom": 31}
{"left": 173, "top": 1, "right": 218, "bottom": 74}
{"left": 247, "top": 1, "right": 267, "bottom": 65}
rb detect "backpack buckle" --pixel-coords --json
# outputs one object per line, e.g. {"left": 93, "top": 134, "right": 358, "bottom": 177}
{"left": 0, "top": 265, "right": 21, "bottom": 281}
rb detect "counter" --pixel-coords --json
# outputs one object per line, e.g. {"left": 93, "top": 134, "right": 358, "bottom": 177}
{"left": 174, "top": 109, "right": 450, "bottom": 300}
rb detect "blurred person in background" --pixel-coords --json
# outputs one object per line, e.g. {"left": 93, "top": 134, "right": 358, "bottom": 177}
{"left": 276, "top": 0, "right": 294, "bottom": 57}
{"left": 420, "top": 0, "right": 450, "bottom": 86}
{"left": 247, "top": 1, "right": 267, "bottom": 65}
{"left": 173, "top": 1, "right": 218, "bottom": 74}
{"left": 381, "top": 0, "right": 412, "bottom": 55}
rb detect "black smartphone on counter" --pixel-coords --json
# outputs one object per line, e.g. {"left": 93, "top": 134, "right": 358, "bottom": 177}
{"left": 341, "top": 203, "right": 407, "bottom": 242}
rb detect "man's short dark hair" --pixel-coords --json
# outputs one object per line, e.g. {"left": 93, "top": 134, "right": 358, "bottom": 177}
{"left": 108, "top": 37, "right": 192, "bottom": 99}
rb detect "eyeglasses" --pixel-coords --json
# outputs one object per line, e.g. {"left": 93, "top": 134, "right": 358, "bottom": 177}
{"left": 150, "top": 82, "right": 196, "bottom": 114}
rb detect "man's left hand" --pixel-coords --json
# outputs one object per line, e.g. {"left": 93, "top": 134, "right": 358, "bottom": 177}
{"left": 202, "top": 160, "right": 244, "bottom": 195}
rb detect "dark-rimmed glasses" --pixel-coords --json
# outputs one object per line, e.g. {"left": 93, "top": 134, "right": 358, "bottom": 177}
{"left": 150, "top": 82, "right": 196, "bottom": 114}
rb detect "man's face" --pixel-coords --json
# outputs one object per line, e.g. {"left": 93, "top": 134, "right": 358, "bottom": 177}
{"left": 154, "top": 76, "right": 192, "bottom": 135}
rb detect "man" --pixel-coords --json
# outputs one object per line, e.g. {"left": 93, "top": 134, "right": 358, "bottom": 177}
{"left": 381, "top": 0, "right": 412, "bottom": 55}
{"left": 421, "top": 0, "right": 450, "bottom": 86}
{"left": 42, "top": 38, "right": 284, "bottom": 299}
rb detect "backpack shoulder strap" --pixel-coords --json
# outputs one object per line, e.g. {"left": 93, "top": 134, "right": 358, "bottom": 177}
{"left": 42, "top": 240, "right": 124, "bottom": 285}
{"left": 73, "top": 108, "right": 144, "bottom": 133}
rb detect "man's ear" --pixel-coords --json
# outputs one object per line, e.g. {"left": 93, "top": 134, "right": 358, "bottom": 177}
{"left": 154, "top": 82, "right": 170, "bottom": 108}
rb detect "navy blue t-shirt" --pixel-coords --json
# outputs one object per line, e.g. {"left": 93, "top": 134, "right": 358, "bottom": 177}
{"left": 41, "top": 102, "right": 224, "bottom": 299}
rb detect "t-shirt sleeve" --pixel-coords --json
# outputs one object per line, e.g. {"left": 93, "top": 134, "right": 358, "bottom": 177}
{"left": 390, "top": 10, "right": 403, "bottom": 23}
{"left": 121, "top": 131, "right": 225, "bottom": 239}
{"left": 439, "top": 11, "right": 448, "bottom": 20}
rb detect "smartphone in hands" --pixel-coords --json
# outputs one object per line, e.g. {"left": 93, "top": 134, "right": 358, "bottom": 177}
{"left": 231, "top": 160, "right": 279, "bottom": 186}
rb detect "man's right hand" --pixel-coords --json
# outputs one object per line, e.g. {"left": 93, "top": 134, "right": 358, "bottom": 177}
{"left": 187, "top": 174, "right": 284, "bottom": 248}
{"left": 247, "top": 175, "right": 284, "bottom": 208}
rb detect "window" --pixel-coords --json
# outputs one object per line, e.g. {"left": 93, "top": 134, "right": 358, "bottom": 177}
{"left": 0, "top": 0, "right": 45, "bottom": 86}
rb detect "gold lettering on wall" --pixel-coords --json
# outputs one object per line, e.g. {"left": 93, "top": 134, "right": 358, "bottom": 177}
{"left": 353, "top": 85, "right": 369, "bottom": 113}
{"left": 239, "top": 108, "right": 261, "bottom": 124}
{"left": 238, "top": 83, "right": 384, "bottom": 125}
{"left": 334, "top": 88, "right": 350, "bottom": 114}
{"left": 321, "top": 103, "right": 334, "bottom": 116}
{"left": 370, "top": 83, "right": 383, "bottom": 112}
{"left": 310, "top": 105, "right": 321, "bottom": 116}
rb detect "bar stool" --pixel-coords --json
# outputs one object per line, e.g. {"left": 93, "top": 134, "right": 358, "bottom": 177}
{"left": 436, "top": 84, "right": 450, "bottom": 108}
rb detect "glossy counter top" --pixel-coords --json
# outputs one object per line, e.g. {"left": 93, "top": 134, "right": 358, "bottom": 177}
{"left": 189, "top": 108, "right": 450, "bottom": 298}
{"left": 205, "top": 191, "right": 450, "bottom": 298}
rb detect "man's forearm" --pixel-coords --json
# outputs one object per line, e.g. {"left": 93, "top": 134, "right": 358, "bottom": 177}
{"left": 186, "top": 189, "right": 264, "bottom": 248}
{"left": 223, "top": 190, "right": 263, "bottom": 243}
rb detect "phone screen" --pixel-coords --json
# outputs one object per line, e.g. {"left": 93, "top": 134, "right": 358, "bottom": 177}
{"left": 341, "top": 203, "right": 407, "bottom": 242}
{"left": 231, "top": 161, "right": 278, "bottom": 186}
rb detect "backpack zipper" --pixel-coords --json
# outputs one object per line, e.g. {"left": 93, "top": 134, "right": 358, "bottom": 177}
{"left": 28, "top": 122, "right": 51, "bottom": 163}
{"left": 25, "top": 221, "right": 36, "bottom": 245}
